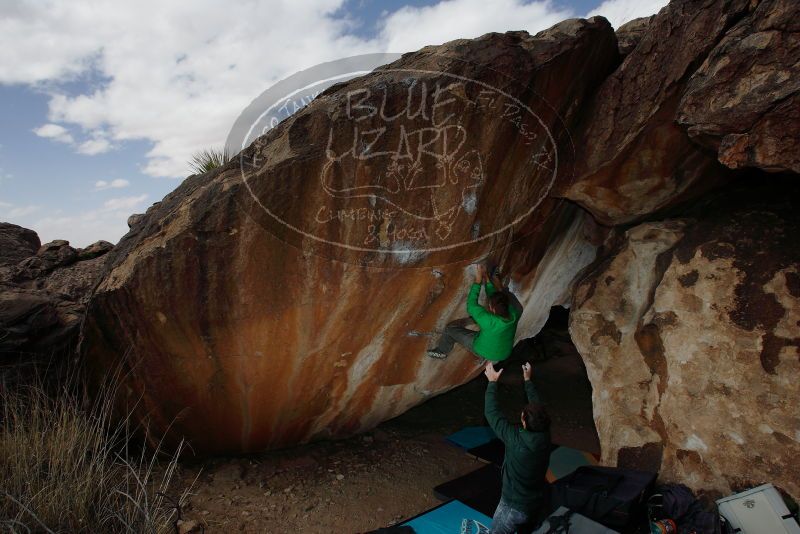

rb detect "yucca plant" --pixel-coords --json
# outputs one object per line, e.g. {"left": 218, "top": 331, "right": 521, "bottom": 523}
{"left": 188, "top": 147, "right": 230, "bottom": 175}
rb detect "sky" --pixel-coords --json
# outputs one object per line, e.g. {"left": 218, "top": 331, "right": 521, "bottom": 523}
{"left": 0, "top": 0, "right": 668, "bottom": 247}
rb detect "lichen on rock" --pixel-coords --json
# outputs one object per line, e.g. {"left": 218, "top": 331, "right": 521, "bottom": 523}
{"left": 570, "top": 179, "right": 800, "bottom": 501}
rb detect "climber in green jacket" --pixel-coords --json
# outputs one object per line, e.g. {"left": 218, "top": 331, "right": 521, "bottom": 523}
{"left": 485, "top": 361, "right": 551, "bottom": 533}
{"left": 427, "top": 263, "right": 522, "bottom": 362}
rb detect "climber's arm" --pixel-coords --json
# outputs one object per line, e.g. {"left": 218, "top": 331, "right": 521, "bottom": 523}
{"left": 523, "top": 362, "right": 541, "bottom": 404}
{"left": 485, "top": 385, "right": 517, "bottom": 445}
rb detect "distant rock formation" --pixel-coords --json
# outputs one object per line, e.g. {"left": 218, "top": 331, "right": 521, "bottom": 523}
{"left": 0, "top": 224, "right": 112, "bottom": 360}
{"left": 0, "top": 223, "right": 40, "bottom": 267}
{"left": 127, "top": 213, "right": 145, "bottom": 228}
{"left": 614, "top": 16, "right": 653, "bottom": 57}
{"left": 65, "top": 0, "right": 798, "bottom": 503}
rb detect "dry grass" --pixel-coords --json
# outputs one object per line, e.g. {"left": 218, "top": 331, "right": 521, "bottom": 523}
{"left": 0, "top": 369, "right": 191, "bottom": 533}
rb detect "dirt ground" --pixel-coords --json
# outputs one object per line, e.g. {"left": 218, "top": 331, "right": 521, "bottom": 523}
{"left": 173, "top": 379, "right": 487, "bottom": 533}
{"left": 173, "top": 317, "right": 598, "bottom": 533}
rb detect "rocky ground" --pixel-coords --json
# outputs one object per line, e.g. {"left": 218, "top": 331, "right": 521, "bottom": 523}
{"left": 173, "top": 376, "right": 487, "bottom": 533}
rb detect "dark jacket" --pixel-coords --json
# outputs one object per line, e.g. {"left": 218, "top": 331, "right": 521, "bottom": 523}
{"left": 484, "top": 380, "right": 550, "bottom": 514}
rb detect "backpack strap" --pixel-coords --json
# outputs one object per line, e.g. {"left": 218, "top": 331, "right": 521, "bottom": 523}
{"left": 544, "top": 510, "right": 574, "bottom": 534}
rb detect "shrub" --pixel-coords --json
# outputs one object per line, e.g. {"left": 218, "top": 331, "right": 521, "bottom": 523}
{"left": 0, "top": 370, "right": 191, "bottom": 533}
{"left": 188, "top": 147, "right": 231, "bottom": 175}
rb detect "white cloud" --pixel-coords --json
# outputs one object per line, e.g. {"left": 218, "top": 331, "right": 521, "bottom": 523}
{"left": 7, "top": 205, "right": 41, "bottom": 218}
{"left": 1, "top": 0, "right": 578, "bottom": 179}
{"left": 7, "top": 0, "right": 374, "bottom": 178}
{"left": 586, "top": 0, "right": 668, "bottom": 28}
{"left": 29, "top": 194, "right": 149, "bottom": 247}
{"left": 32, "top": 123, "right": 74, "bottom": 144}
{"left": 33, "top": 122, "right": 114, "bottom": 155}
{"left": 78, "top": 136, "right": 113, "bottom": 155}
{"left": 31, "top": 212, "right": 125, "bottom": 247}
{"left": 8, "top": 0, "right": 641, "bottom": 246}
{"left": 378, "top": 0, "right": 573, "bottom": 53}
{"left": 102, "top": 194, "right": 148, "bottom": 212}
{"left": 1, "top": 193, "right": 148, "bottom": 247}
{"left": 0, "top": 201, "right": 41, "bottom": 223}
{"left": 95, "top": 178, "right": 130, "bottom": 190}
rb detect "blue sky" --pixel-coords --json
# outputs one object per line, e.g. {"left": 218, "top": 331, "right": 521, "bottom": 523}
{"left": 0, "top": 0, "right": 666, "bottom": 247}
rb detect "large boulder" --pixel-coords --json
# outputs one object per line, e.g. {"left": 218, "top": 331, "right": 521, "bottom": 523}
{"left": 0, "top": 231, "right": 113, "bottom": 360}
{"left": 677, "top": 0, "right": 800, "bottom": 174}
{"left": 563, "top": 0, "right": 755, "bottom": 224}
{"left": 614, "top": 16, "right": 654, "bottom": 57}
{"left": 80, "top": 20, "right": 618, "bottom": 454}
{"left": 76, "top": 1, "right": 800, "bottom": 491}
{"left": 78, "top": 240, "right": 114, "bottom": 261}
{"left": 570, "top": 178, "right": 800, "bottom": 501}
{"left": 13, "top": 240, "right": 78, "bottom": 281}
{"left": 0, "top": 223, "right": 40, "bottom": 267}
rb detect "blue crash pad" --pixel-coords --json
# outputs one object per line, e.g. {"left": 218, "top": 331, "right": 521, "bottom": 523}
{"left": 402, "top": 499, "right": 493, "bottom": 534}
{"left": 445, "top": 426, "right": 496, "bottom": 450}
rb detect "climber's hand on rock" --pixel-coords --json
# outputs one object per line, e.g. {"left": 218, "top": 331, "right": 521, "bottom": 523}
{"left": 475, "top": 264, "right": 487, "bottom": 284}
{"left": 492, "top": 274, "right": 505, "bottom": 291}
{"left": 484, "top": 362, "right": 503, "bottom": 382}
{"left": 522, "top": 362, "right": 532, "bottom": 381}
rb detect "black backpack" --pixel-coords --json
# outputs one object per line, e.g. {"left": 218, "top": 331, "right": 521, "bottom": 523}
{"left": 551, "top": 465, "right": 656, "bottom": 529}
{"left": 648, "top": 484, "right": 724, "bottom": 534}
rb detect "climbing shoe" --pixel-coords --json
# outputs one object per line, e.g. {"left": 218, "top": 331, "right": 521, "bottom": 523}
{"left": 427, "top": 350, "right": 448, "bottom": 360}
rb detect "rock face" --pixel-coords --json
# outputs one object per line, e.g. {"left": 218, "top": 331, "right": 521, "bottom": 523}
{"left": 570, "top": 179, "right": 800, "bottom": 501}
{"left": 80, "top": 19, "right": 618, "bottom": 454}
{"left": 0, "top": 229, "right": 113, "bottom": 360}
{"left": 127, "top": 213, "right": 145, "bottom": 228}
{"left": 75, "top": 0, "right": 799, "bottom": 501}
{"left": 614, "top": 16, "right": 653, "bottom": 57}
{"left": 677, "top": 0, "right": 800, "bottom": 174}
{"left": 0, "top": 223, "right": 40, "bottom": 267}
{"left": 78, "top": 240, "right": 114, "bottom": 261}
{"left": 564, "top": 0, "right": 752, "bottom": 224}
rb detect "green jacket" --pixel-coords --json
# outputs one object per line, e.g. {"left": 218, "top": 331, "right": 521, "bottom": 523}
{"left": 466, "top": 281, "right": 521, "bottom": 361}
{"left": 485, "top": 380, "right": 550, "bottom": 514}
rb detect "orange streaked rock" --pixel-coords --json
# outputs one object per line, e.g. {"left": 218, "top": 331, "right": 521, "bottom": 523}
{"left": 80, "top": 19, "right": 617, "bottom": 454}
